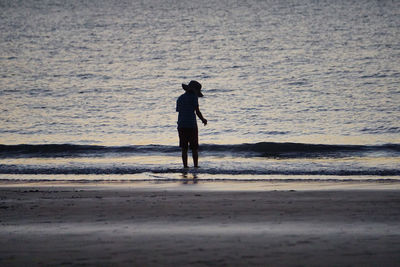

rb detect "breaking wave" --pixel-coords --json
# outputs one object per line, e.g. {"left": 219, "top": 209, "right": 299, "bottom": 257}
{"left": 0, "top": 166, "right": 399, "bottom": 176}
{"left": 1, "top": 142, "right": 399, "bottom": 158}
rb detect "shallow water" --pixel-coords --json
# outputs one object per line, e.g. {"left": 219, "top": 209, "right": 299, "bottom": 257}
{"left": 1, "top": 0, "right": 399, "bottom": 145}
{"left": 1, "top": 0, "right": 399, "bottom": 183}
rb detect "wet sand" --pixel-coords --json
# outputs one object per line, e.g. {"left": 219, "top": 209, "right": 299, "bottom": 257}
{"left": 1, "top": 184, "right": 400, "bottom": 266}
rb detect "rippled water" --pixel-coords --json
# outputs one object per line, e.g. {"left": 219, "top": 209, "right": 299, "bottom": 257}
{"left": 1, "top": 0, "right": 399, "bottom": 146}
{"left": 1, "top": 0, "right": 399, "bottom": 183}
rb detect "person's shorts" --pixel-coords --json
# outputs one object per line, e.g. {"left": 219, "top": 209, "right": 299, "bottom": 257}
{"left": 178, "top": 127, "right": 198, "bottom": 150}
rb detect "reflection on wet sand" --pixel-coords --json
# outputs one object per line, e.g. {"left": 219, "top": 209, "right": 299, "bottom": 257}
{"left": 181, "top": 170, "right": 198, "bottom": 184}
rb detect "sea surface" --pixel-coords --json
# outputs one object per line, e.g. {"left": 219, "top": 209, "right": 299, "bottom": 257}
{"left": 1, "top": 0, "right": 399, "bottom": 184}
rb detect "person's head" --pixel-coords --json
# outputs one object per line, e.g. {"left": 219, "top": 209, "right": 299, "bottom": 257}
{"left": 182, "top": 80, "right": 204, "bottom": 97}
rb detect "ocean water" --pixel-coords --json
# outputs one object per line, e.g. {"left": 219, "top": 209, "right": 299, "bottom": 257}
{"left": 1, "top": 0, "right": 399, "bottom": 184}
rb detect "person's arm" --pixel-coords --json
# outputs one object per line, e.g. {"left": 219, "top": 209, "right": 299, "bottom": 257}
{"left": 195, "top": 106, "right": 207, "bottom": 126}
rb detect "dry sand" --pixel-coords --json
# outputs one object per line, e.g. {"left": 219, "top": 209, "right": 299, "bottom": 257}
{"left": 1, "top": 183, "right": 400, "bottom": 266}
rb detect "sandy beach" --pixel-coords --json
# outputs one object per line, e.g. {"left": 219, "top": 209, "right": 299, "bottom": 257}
{"left": 1, "top": 183, "right": 400, "bottom": 266}
{"left": 2, "top": 0, "right": 400, "bottom": 266}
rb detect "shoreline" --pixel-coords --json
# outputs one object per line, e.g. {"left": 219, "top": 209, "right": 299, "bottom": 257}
{"left": 1, "top": 179, "right": 400, "bottom": 191}
{"left": 1, "top": 185, "right": 400, "bottom": 266}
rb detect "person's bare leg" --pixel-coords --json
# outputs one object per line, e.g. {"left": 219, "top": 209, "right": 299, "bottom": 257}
{"left": 192, "top": 148, "right": 198, "bottom": 168}
{"left": 181, "top": 148, "right": 188, "bottom": 168}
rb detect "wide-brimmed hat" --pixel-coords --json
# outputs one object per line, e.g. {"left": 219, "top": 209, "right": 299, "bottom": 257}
{"left": 182, "top": 80, "right": 204, "bottom": 97}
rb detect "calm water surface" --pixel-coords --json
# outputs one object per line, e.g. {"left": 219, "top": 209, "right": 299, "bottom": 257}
{"left": 1, "top": 0, "right": 399, "bottom": 146}
{"left": 0, "top": 0, "right": 399, "bottom": 182}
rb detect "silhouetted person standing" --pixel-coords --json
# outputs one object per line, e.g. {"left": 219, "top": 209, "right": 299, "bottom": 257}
{"left": 176, "top": 80, "right": 207, "bottom": 168}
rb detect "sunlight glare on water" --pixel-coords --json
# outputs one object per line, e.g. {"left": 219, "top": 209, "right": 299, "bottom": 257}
{"left": 0, "top": 0, "right": 399, "bottom": 146}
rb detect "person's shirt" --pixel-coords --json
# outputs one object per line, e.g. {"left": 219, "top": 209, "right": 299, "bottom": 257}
{"left": 176, "top": 91, "right": 199, "bottom": 128}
